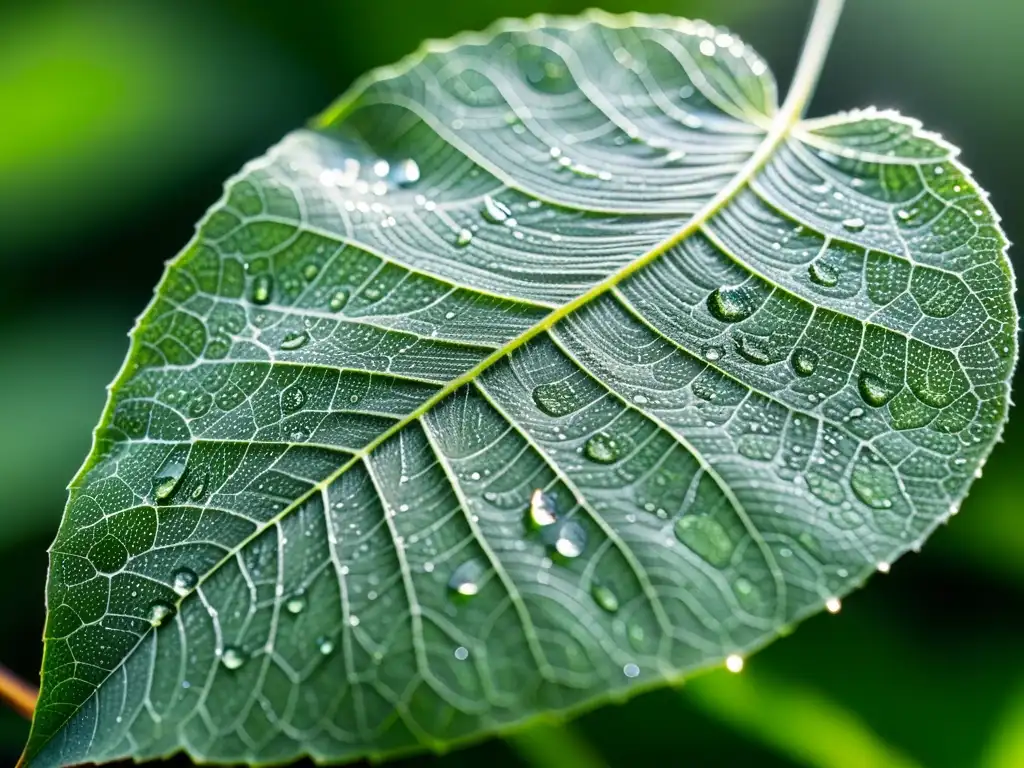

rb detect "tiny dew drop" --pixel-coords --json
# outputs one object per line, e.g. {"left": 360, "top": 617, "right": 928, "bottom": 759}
{"left": 148, "top": 601, "right": 175, "bottom": 627}
{"left": 858, "top": 371, "right": 896, "bottom": 407}
{"left": 584, "top": 432, "right": 621, "bottom": 464}
{"left": 317, "top": 636, "right": 335, "bottom": 655}
{"left": 280, "top": 330, "right": 309, "bottom": 351}
{"left": 328, "top": 289, "right": 349, "bottom": 312}
{"left": 825, "top": 597, "right": 842, "bottom": 614}
{"left": 481, "top": 195, "right": 511, "bottom": 223}
{"left": 841, "top": 217, "right": 866, "bottom": 232}
{"left": 190, "top": 475, "right": 207, "bottom": 501}
{"left": 552, "top": 520, "right": 587, "bottom": 559}
{"left": 172, "top": 568, "right": 198, "bottom": 597}
{"left": 791, "top": 348, "right": 819, "bottom": 377}
{"left": 448, "top": 558, "right": 486, "bottom": 597}
{"left": 726, "top": 654, "right": 744, "bottom": 673}
{"left": 153, "top": 461, "right": 186, "bottom": 502}
{"left": 591, "top": 582, "right": 619, "bottom": 613}
{"left": 221, "top": 646, "right": 246, "bottom": 670}
{"left": 707, "top": 285, "right": 755, "bottom": 323}
{"left": 285, "top": 594, "right": 306, "bottom": 614}
{"left": 528, "top": 488, "right": 558, "bottom": 528}
{"left": 691, "top": 380, "right": 717, "bottom": 402}
{"left": 250, "top": 274, "right": 273, "bottom": 305}
{"left": 454, "top": 646, "right": 469, "bottom": 661}
{"left": 623, "top": 663, "right": 640, "bottom": 679}
{"left": 456, "top": 228, "right": 474, "bottom": 247}
{"left": 808, "top": 259, "right": 839, "bottom": 287}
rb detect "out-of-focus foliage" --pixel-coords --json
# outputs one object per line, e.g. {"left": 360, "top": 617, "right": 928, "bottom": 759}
{"left": 0, "top": 1, "right": 1020, "bottom": 767}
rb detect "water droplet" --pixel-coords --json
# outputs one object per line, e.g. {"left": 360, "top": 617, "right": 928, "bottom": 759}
{"left": 394, "top": 159, "right": 420, "bottom": 186}
{"left": 482, "top": 195, "right": 511, "bottom": 223}
{"left": 532, "top": 382, "right": 581, "bottom": 416}
{"left": 707, "top": 286, "right": 755, "bottom": 322}
{"left": 172, "top": 568, "right": 198, "bottom": 597}
{"left": 153, "top": 461, "right": 185, "bottom": 502}
{"left": 317, "top": 636, "right": 334, "bottom": 655}
{"left": 448, "top": 559, "right": 486, "bottom": 597}
{"left": 456, "top": 228, "right": 473, "bottom": 247}
{"left": 841, "top": 217, "right": 866, "bottom": 232}
{"left": 280, "top": 331, "right": 309, "bottom": 351}
{"left": 703, "top": 346, "right": 723, "bottom": 362}
{"left": 148, "top": 601, "right": 175, "bottom": 627}
{"left": 250, "top": 275, "right": 273, "bottom": 305}
{"left": 529, "top": 489, "right": 557, "bottom": 528}
{"left": 190, "top": 475, "right": 206, "bottom": 500}
{"left": 858, "top": 371, "right": 896, "bottom": 407}
{"left": 302, "top": 263, "right": 320, "bottom": 281}
{"left": 584, "top": 432, "right": 622, "bottom": 464}
{"left": 328, "top": 290, "right": 349, "bottom": 311}
{"left": 285, "top": 594, "right": 306, "bottom": 614}
{"left": 734, "top": 334, "right": 772, "bottom": 365}
{"left": 876, "top": 561, "right": 891, "bottom": 574}
{"left": 791, "top": 348, "right": 818, "bottom": 377}
{"left": 825, "top": 597, "right": 842, "bottom": 614}
{"left": 282, "top": 385, "right": 306, "bottom": 414}
{"left": 808, "top": 259, "right": 839, "bottom": 287}
{"left": 725, "top": 654, "right": 744, "bottom": 673}
{"left": 553, "top": 520, "right": 587, "bottom": 559}
{"left": 691, "top": 380, "right": 717, "bottom": 401}
{"left": 218, "top": 646, "right": 245, "bottom": 670}
{"left": 627, "top": 622, "right": 646, "bottom": 651}
{"left": 674, "top": 515, "right": 734, "bottom": 567}
{"left": 454, "top": 646, "right": 469, "bottom": 661}
{"left": 850, "top": 459, "right": 895, "bottom": 510}
{"left": 623, "top": 662, "right": 640, "bottom": 678}
{"left": 591, "top": 582, "right": 619, "bottom": 613}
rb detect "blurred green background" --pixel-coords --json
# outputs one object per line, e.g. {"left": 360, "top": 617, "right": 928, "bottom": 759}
{"left": 1, "top": 0, "right": 1021, "bottom": 765}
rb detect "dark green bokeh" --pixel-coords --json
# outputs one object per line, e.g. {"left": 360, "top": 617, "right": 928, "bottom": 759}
{"left": 0, "top": 1, "right": 1020, "bottom": 766}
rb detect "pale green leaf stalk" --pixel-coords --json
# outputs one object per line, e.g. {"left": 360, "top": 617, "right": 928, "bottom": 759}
{"left": 21, "top": 0, "right": 1017, "bottom": 765}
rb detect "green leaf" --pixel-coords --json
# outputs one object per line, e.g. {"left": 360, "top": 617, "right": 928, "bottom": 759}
{"left": 24, "top": 4, "right": 1016, "bottom": 766}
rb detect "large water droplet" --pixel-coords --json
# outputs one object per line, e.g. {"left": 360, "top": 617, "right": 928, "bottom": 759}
{"left": 148, "top": 601, "right": 175, "bottom": 627}
{"left": 623, "top": 663, "right": 640, "bottom": 679}
{"left": 841, "top": 217, "right": 866, "bottom": 232}
{"left": 250, "top": 275, "right": 273, "bottom": 305}
{"left": 726, "top": 654, "right": 744, "bottom": 673}
{"left": 791, "top": 348, "right": 818, "bottom": 377}
{"left": 707, "top": 286, "right": 755, "bottom": 322}
{"left": 532, "top": 382, "right": 581, "bottom": 416}
{"left": 328, "top": 289, "right": 349, "bottom": 312}
{"left": 552, "top": 520, "right": 587, "bottom": 559}
{"left": 317, "top": 636, "right": 335, "bottom": 655}
{"left": 282, "top": 385, "right": 306, "bottom": 414}
{"left": 808, "top": 259, "right": 839, "bottom": 287}
{"left": 674, "top": 515, "right": 734, "bottom": 567}
{"left": 733, "top": 334, "right": 772, "bottom": 365}
{"left": 850, "top": 463, "right": 894, "bottom": 510}
{"left": 280, "top": 330, "right": 309, "bottom": 351}
{"left": 394, "top": 159, "right": 421, "bottom": 186}
{"left": 285, "top": 593, "right": 306, "bottom": 614}
{"left": 691, "top": 380, "right": 717, "bottom": 402}
{"left": 454, "top": 646, "right": 469, "bottom": 661}
{"left": 528, "top": 488, "right": 557, "bottom": 528}
{"left": 303, "top": 263, "right": 320, "bottom": 281}
{"left": 858, "top": 371, "right": 896, "bottom": 407}
{"left": 482, "top": 195, "right": 511, "bottom": 223}
{"left": 448, "top": 558, "right": 486, "bottom": 597}
{"left": 153, "top": 461, "right": 185, "bottom": 502}
{"left": 591, "top": 582, "right": 619, "bottom": 613}
{"left": 456, "top": 229, "right": 474, "bottom": 247}
{"left": 172, "top": 568, "right": 198, "bottom": 596}
{"left": 221, "top": 646, "right": 246, "bottom": 670}
{"left": 584, "top": 432, "right": 622, "bottom": 464}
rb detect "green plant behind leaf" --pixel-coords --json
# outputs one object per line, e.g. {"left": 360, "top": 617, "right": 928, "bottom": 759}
{"left": 23, "top": 2, "right": 1016, "bottom": 766}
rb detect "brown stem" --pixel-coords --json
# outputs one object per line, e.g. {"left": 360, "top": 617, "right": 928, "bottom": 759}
{"left": 0, "top": 662, "right": 37, "bottom": 720}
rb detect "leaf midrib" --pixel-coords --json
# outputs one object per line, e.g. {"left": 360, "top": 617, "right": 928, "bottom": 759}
{"left": 28, "top": 1, "right": 846, "bottom": 761}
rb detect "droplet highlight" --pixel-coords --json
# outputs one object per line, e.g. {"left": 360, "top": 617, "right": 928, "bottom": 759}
{"left": 591, "top": 582, "right": 619, "bottom": 613}
{"left": 791, "top": 348, "right": 818, "bottom": 377}
{"left": 529, "top": 489, "right": 557, "bottom": 528}
{"left": 448, "top": 558, "right": 486, "bottom": 597}
{"left": 584, "top": 432, "right": 622, "bottom": 464}
{"left": 172, "top": 568, "right": 198, "bottom": 597}
{"left": 858, "top": 371, "right": 896, "bottom": 407}
{"left": 250, "top": 275, "right": 273, "bottom": 305}
{"left": 153, "top": 461, "right": 186, "bottom": 502}
{"left": 707, "top": 286, "right": 756, "bottom": 323}
{"left": 221, "top": 646, "right": 246, "bottom": 670}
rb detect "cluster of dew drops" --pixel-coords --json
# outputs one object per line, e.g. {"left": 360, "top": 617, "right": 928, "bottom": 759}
{"left": 137, "top": 142, "right": 971, "bottom": 685}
